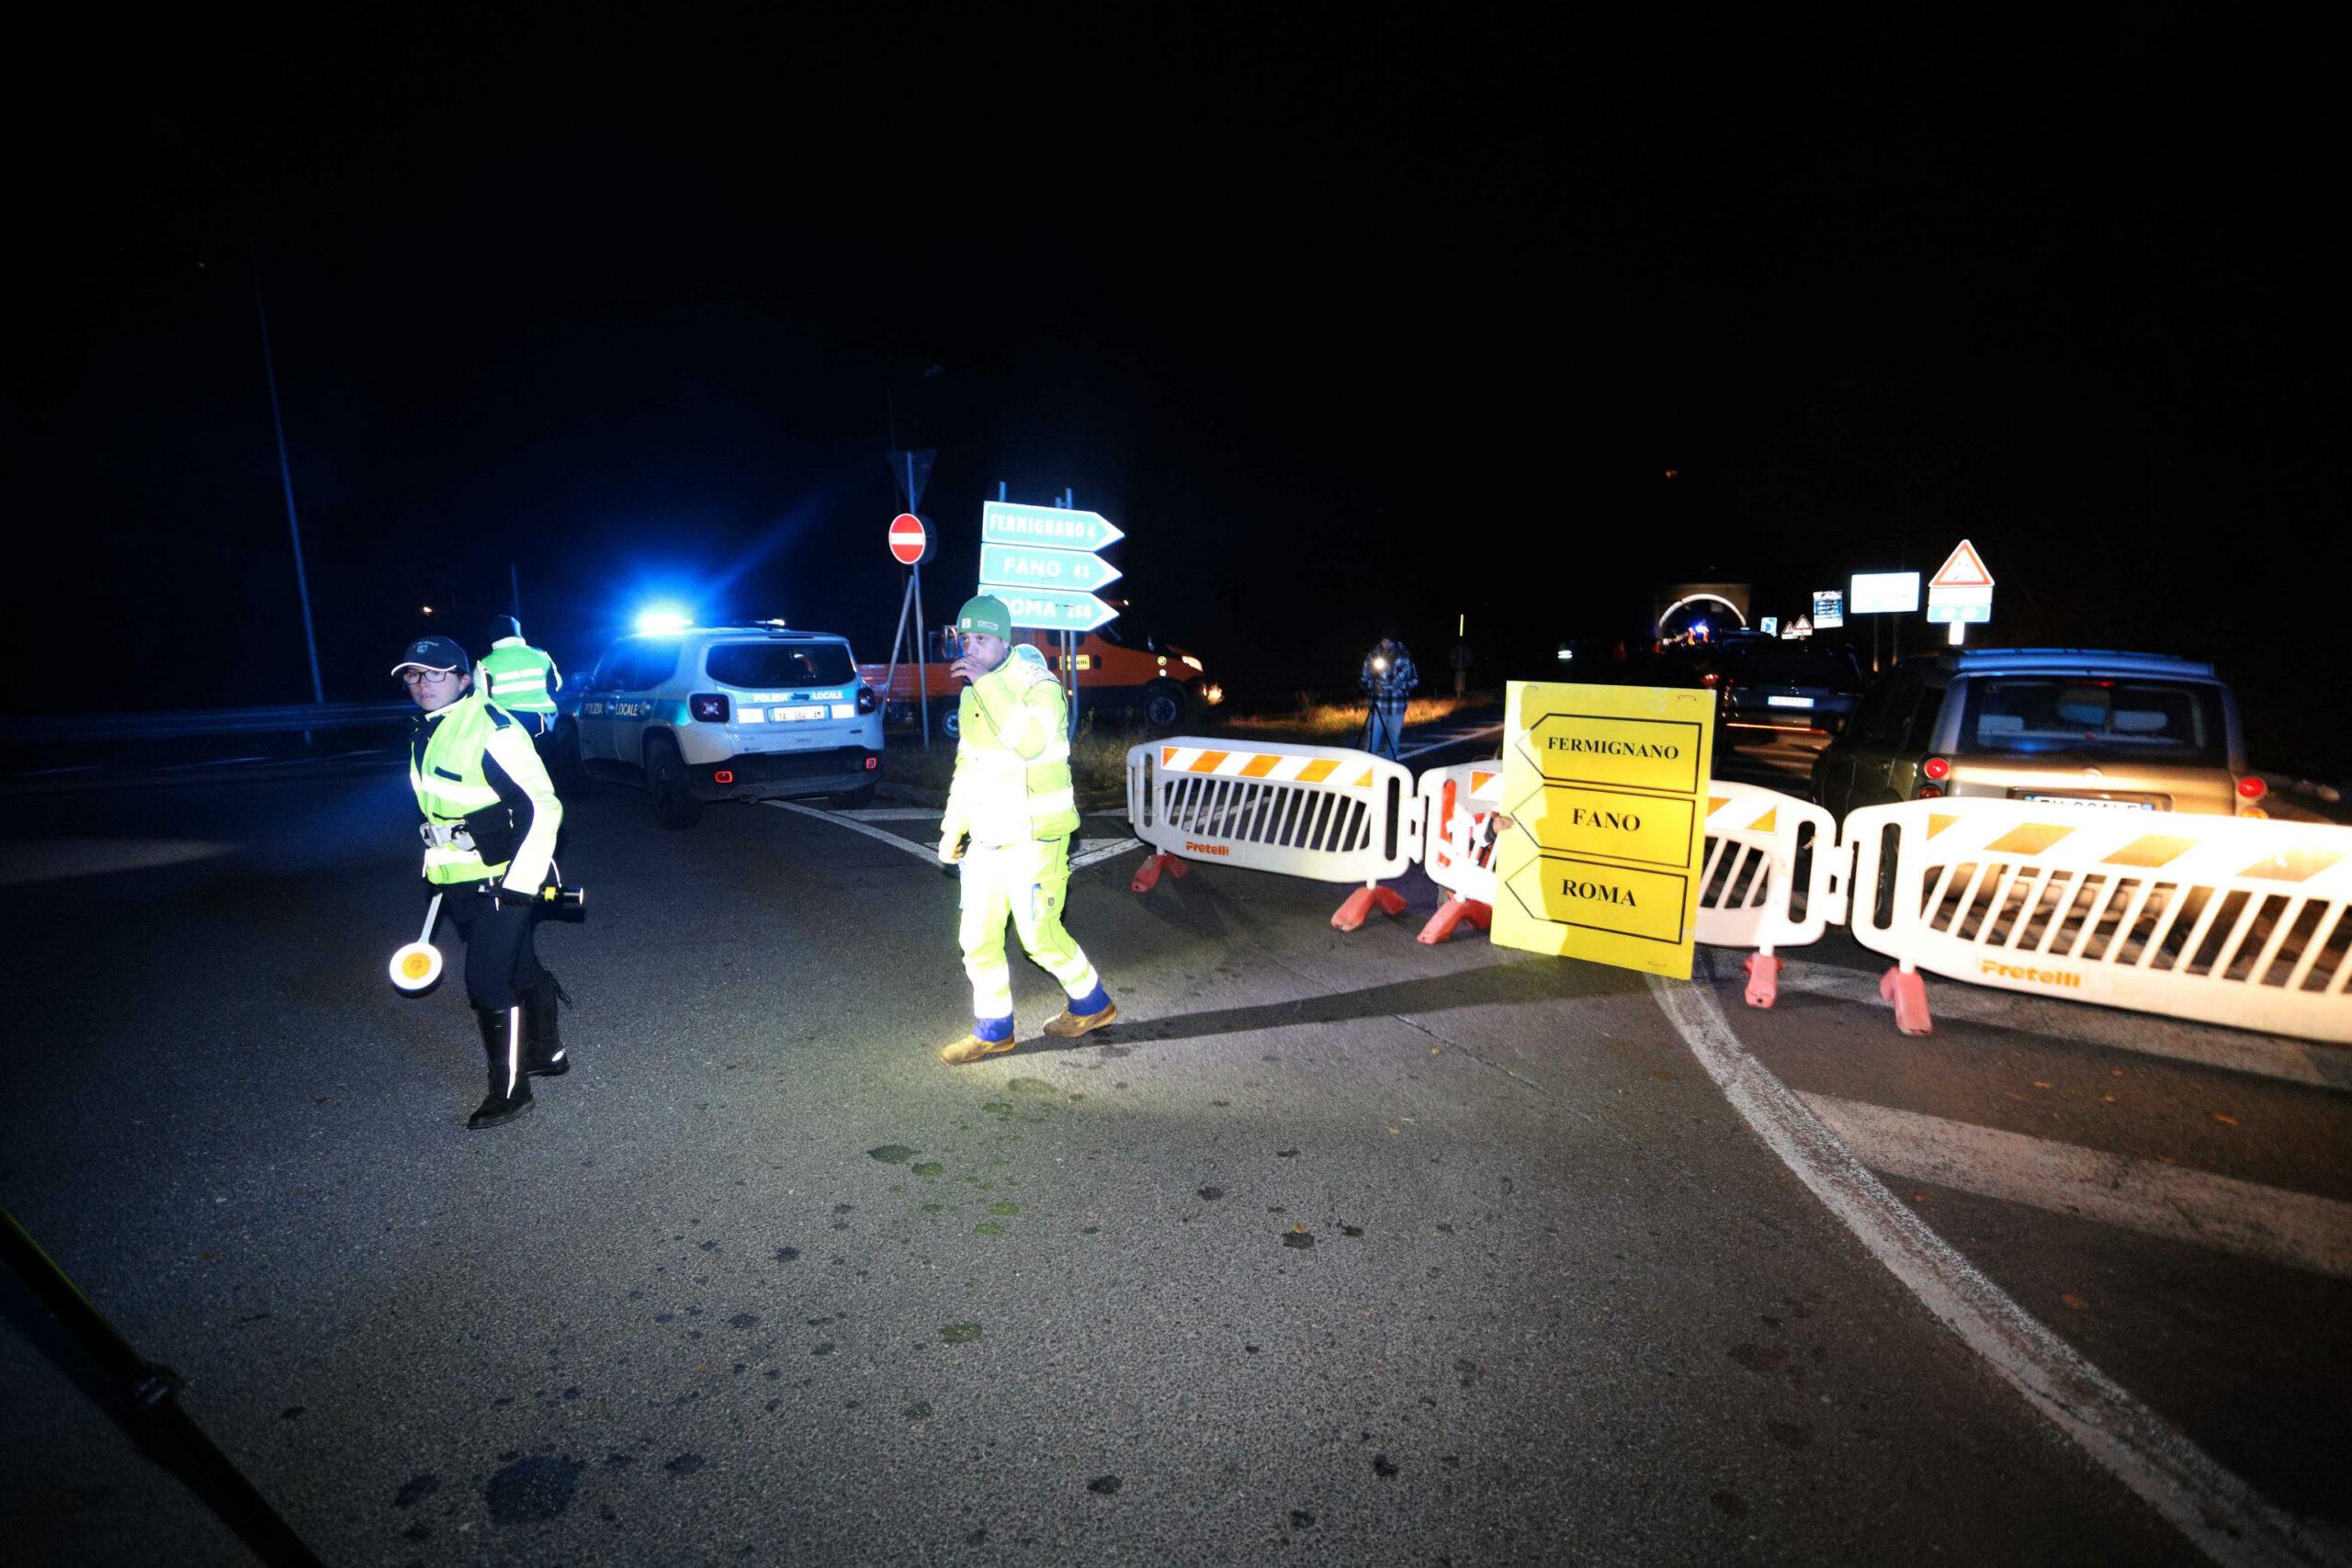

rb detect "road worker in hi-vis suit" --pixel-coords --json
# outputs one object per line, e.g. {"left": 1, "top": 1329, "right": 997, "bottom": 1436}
{"left": 393, "top": 634, "right": 571, "bottom": 1127}
{"left": 935, "top": 596, "right": 1119, "bottom": 1065}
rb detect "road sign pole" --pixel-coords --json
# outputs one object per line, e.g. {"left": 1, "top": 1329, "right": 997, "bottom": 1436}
{"left": 879, "top": 570, "right": 915, "bottom": 718}
{"left": 914, "top": 562, "right": 930, "bottom": 752}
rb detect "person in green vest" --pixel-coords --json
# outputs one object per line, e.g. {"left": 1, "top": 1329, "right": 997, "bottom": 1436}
{"left": 478, "top": 615, "right": 563, "bottom": 758}
{"left": 934, "top": 596, "right": 1119, "bottom": 1064}
{"left": 392, "top": 635, "right": 572, "bottom": 1128}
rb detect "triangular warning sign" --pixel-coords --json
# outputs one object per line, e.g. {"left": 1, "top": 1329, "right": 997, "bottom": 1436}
{"left": 1929, "top": 538, "right": 1994, "bottom": 589}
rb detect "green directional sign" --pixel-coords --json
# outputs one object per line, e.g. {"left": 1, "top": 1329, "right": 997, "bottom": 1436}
{"left": 996, "top": 587, "right": 1118, "bottom": 633}
{"left": 979, "top": 542, "right": 1124, "bottom": 593}
{"left": 980, "top": 501, "right": 1125, "bottom": 553}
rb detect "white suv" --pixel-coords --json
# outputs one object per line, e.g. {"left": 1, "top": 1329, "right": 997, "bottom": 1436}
{"left": 564, "top": 625, "right": 884, "bottom": 828}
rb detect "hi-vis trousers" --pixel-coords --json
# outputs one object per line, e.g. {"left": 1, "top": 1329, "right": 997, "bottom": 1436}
{"left": 958, "top": 835, "right": 1100, "bottom": 1024}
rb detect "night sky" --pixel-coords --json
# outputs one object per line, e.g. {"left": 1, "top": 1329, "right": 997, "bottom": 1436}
{"left": 10, "top": 8, "right": 2341, "bottom": 773}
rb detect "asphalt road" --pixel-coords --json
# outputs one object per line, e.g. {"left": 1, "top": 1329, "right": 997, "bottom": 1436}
{"left": 1, "top": 736, "right": 2345, "bottom": 1567}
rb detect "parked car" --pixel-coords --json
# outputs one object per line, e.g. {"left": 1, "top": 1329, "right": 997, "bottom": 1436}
{"left": 559, "top": 624, "right": 883, "bottom": 829}
{"left": 1654, "top": 633, "right": 1866, "bottom": 749}
{"left": 1809, "top": 648, "right": 2266, "bottom": 820}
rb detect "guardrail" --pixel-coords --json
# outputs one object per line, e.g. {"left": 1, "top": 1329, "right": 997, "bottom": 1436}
{"left": 0, "top": 703, "right": 413, "bottom": 745}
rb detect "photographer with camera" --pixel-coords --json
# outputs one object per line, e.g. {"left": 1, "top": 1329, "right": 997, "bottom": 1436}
{"left": 392, "top": 635, "right": 576, "bottom": 1129}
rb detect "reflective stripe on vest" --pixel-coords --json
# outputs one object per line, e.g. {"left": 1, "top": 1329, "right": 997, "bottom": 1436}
{"left": 478, "top": 642, "right": 558, "bottom": 715}
{"left": 412, "top": 694, "right": 509, "bottom": 884}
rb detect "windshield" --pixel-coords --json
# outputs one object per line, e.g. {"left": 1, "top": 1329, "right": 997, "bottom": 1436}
{"left": 705, "top": 642, "right": 856, "bottom": 689}
{"left": 1959, "top": 677, "right": 2227, "bottom": 763}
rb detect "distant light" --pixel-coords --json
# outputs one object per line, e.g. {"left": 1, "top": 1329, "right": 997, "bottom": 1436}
{"left": 636, "top": 606, "right": 693, "bottom": 635}
{"left": 420, "top": 606, "right": 434, "bottom": 615}
{"left": 1557, "top": 649, "right": 1574, "bottom": 660}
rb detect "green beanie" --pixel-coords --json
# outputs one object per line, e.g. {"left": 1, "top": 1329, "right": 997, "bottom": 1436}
{"left": 956, "top": 595, "right": 1012, "bottom": 637}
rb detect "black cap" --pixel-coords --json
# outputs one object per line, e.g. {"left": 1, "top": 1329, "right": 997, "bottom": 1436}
{"left": 390, "top": 635, "right": 470, "bottom": 675}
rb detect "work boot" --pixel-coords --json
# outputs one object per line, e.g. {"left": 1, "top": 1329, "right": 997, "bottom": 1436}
{"left": 522, "top": 975, "right": 570, "bottom": 1077}
{"left": 468, "top": 1006, "right": 534, "bottom": 1129}
{"left": 1048, "top": 991, "right": 1119, "bottom": 1043}
{"left": 940, "top": 1021, "right": 1018, "bottom": 1066}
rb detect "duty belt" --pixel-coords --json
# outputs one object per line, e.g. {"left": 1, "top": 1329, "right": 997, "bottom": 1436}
{"left": 420, "top": 821, "right": 477, "bottom": 851}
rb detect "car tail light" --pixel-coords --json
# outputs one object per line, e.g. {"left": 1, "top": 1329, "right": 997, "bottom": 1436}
{"left": 713, "top": 769, "right": 734, "bottom": 784}
{"left": 2236, "top": 774, "right": 2267, "bottom": 802}
{"left": 864, "top": 755, "right": 879, "bottom": 771}
{"left": 1922, "top": 756, "right": 1951, "bottom": 782}
{"left": 690, "top": 692, "right": 729, "bottom": 723}
{"left": 855, "top": 685, "right": 879, "bottom": 715}
{"left": 1700, "top": 672, "right": 1718, "bottom": 687}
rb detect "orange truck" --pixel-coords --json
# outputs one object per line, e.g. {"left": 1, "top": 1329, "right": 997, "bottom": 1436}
{"left": 857, "top": 615, "right": 1223, "bottom": 739}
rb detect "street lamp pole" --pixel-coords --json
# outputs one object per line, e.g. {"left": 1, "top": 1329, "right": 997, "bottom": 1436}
{"left": 250, "top": 245, "right": 325, "bottom": 715}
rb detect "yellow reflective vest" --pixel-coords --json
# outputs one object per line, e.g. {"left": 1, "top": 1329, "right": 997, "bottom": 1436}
{"left": 943, "top": 653, "right": 1079, "bottom": 846}
{"left": 410, "top": 690, "right": 563, "bottom": 888}
{"left": 478, "top": 637, "right": 561, "bottom": 718}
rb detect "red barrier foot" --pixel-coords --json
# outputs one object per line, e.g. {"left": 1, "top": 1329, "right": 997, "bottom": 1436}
{"left": 1879, "top": 965, "right": 1932, "bottom": 1036}
{"left": 1331, "top": 884, "right": 1409, "bottom": 932}
{"left": 1742, "top": 953, "right": 1782, "bottom": 1009}
{"left": 1131, "top": 852, "right": 1184, "bottom": 895}
{"left": 1416, "top": 897, "right": 1494, "bottom": 945}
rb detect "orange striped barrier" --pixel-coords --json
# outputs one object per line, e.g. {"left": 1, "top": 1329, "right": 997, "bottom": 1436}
{"left": 1844, "top": 798, "right": 2352, "bottom": 1042}
{"left": 1125, "top": 737, "right": 1420, "bottom": 926}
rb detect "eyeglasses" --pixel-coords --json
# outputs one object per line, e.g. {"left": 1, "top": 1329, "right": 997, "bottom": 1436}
{"left": 401, "top": 669, "right": 458, "bottom": 685}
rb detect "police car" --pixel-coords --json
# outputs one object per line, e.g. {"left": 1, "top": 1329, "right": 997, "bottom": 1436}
{"left": 562, "top": 623, "right": 883, "bottom": 829}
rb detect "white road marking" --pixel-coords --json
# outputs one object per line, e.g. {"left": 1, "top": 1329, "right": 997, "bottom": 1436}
{"left": 766, "top": 800, "right": 938, "bottom": 863}
{"left": 1645, "top": 970, "right": 2328, "bottom": 1568}
{"left": 774, "top": 802, "right": 1141, "bottom": 875}
{"left": 1398, "top": 723, "right": 1503, "bottom": 761}
{"left": 839, "top": 807, "right": 947, "bottom": 821}
{"left": 1071, "top": 837, "right": 1142, "bottom": 870}
{"left": 1768, "top": 960, "right": 2352, "bottom": 1092}
{"left": 1804, "top": 1093, "right": 2352, "bottom": 1280}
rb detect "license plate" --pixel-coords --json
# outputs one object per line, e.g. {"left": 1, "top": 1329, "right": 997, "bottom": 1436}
{"left": 2021, "top": 795, "right": 2154, "bottom": 811}
{"left": 773, "top": 705, "right": 827, "bottom": 722}
{"left": 1767, "top": 694, "right": 1815, "bottom": 709}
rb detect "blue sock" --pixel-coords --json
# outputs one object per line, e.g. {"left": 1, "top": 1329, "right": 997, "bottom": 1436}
{"left": 972, "top": 1015, "right": 1014, "bottom": 1043}
{"left": 1067, "top": 982, "right": 1110, "bottom": 1018}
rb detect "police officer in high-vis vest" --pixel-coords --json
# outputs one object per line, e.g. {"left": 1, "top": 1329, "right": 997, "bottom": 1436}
{"left": 935, "top": 596, "right": 1120, "bottom": 1065}
{"left": 392, "top": 635, "right": 571, "bottom": 1128}
{"left": 477, "top": 615, "right": 562, "bottom": 750}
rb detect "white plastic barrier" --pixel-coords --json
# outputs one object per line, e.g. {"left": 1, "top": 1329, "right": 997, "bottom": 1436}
{"left": 1845, "top": 797, "right": 2352, "bottom": 1043}
{"left": 1413, "top": 761, "right": 1502, "bottom": 942}
{"left": 1126, "top": 738, "right": 1422, "bottom": 927}
{"left": 1695, "top": 783, "right": 1846, "bottom": 1004}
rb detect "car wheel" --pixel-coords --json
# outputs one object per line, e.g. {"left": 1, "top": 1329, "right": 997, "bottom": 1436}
{"left": 1142, "top": 679, "right": 1188, "bottom": 731}
{"left": 935, "top": 704, "right": 961, "bottom": 742}
{"left": 828, "top": 782, "right": 877, "bottom": 810}
{"left": 645, "top": 735, "right": 703, "bottom": 829}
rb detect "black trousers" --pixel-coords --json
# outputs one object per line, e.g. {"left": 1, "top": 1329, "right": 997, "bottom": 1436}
{"left": 443, "top": 884, "right": 549, "bottom": 1011}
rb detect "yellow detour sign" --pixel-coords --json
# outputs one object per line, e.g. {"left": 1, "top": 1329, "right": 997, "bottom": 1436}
{"left": 1490, "top": 681, "right": 1716, "bottom": 979}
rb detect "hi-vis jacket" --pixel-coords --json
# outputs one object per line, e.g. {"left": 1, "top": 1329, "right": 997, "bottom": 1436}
{"left": 943, "top": 651, "right": 1080, "bottom": 847}
{"left": 477, "top": 636, "right": 562, "bottom": 719}
{"left": 409, "top": 688, "right": 563, "bottom": 890}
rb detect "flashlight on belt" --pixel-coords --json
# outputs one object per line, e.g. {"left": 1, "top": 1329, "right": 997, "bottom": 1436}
{"left": 537, "top": 885, "right": 587, "bottom": 909}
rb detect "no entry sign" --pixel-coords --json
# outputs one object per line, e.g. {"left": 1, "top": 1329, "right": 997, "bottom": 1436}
{"left": 888, "top": 513, "right": 932, "bottom": 566}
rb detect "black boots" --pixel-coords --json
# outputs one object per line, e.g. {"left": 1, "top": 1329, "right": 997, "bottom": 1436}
{"left": 468, "top": 1005, "right": 534, "bottom": 1129}
{"left": 522, "top": 976, "right": 569, "bottom": 1077}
